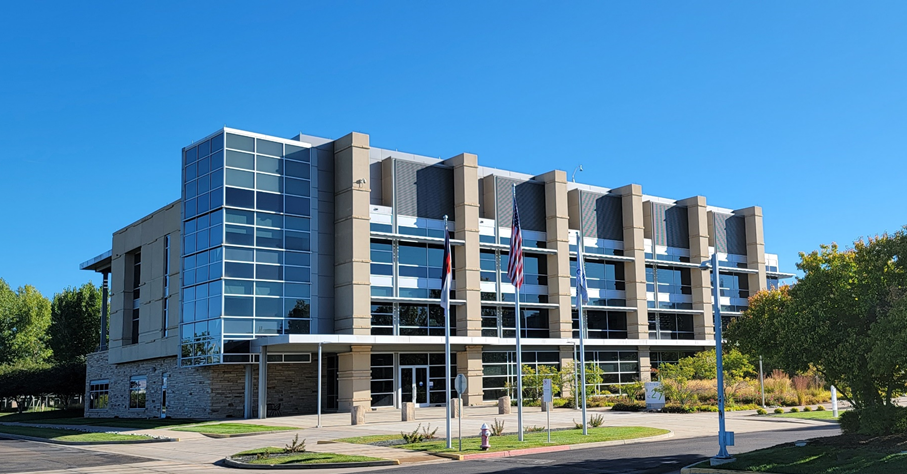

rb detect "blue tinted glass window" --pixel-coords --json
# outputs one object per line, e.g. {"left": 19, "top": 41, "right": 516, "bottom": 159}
{"left": 185, "top": 180, "right": 197, "bottom": 198}
{"left": 224, "top": 318, "right": 253, "bottom": 334}
{"left": 285, "top": 196, "right": 309, "bottom": 216}
{"left": 285, "top": 160, "right": 310, "bottom": 179}
{"left": 210, "top": 133, "right": 224, "bottom": 152}
{"left": 256, "top": 249, "right": 282, "bottom": 264}
{"left": 285, "top": 231, "right": 309, "bottom": 251}
{"left": 226, "top": 150, "right": 254, "bottom": 170}
{"left": 255, "top": 281, "right": 282, "bottom": 296}
{"left": 185, "top": 147, "right": 198, "bottom": 165}
{"left": 285, "top": 178, "right": 309, "bottom": 197}
{"left": 225, "top": 188, "right": 254, "bottom": 209}
{"left": 256, "top": 297, "right": 283, "bottom": 317}
{"left": 256, "top": 213, "right": 282, "bottom": 228}
{"left": 226, "top": 133, "right": 255, "bottom": 152}
{"left": 256, "top": 156, "right": 282, "bottom": 174}
{"left": 226, "top": 169, "right": 254, "bottom": 188}
{"left": 196, "top": 193, "right": 210, "bottom": 215}
{"left": 224, "top": 296, "right": 253, "bottom": 316}
{"left": 225, "top": 246, "right": 254, "bottom": 262}
{"left": 285, "top": 283, "right": 311, "bottom": 298}
{"left": 224, "top": 262, "right": 254, "bottom": 279}
{"left": 198, "top": 140, "right": 210, "bottom": 158}
{"left": 285, "top": 145, "right": 309, "bottom": 162}
{"left": 184, "top": 198, "right": 197, "bottom": 219}
{"left": 256, "top": 139, "right": 283, "bottom": 157}
{"left": 285, "top": 266, "right": 310, "bottom": 282}
{"left": 210, "top": 188, "right": 223, "bottom": 209}
{"left": 210, "top": 150, "right": 224, "bottom": 171}
{"left": 225, "top": 225, "right": 254, "bottom": 246}
{"left": 197, "top": 174, "right": 210, "bottom": 194}
{"left": 185, "top": 163, "right": 197, "bottom": 181}
{"left": 256, "top": 228, "right": 283, "bottom": 248}
{"left": 285, "top": 251, "right": 310, "bottom": 267}
{"left": 285, "top": 216, "right": 310, "bottom": 231}
{"left": 257, "top": 192, "right": 283, "bottom": 213}
{"left": 197, "top": 157, "right": 209, "bottom": 176}
{"left": 257, "top": 264, "right": 282, "bottom": 280}
{"left": 256, "top": 173, "right": 282, "bottom": 192}
{"left": 225, "top": 209, "right": 254, "bottom": 225}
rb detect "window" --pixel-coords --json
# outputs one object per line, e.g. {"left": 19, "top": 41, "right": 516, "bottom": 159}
{"left": 648, "top": 313, "right": 695, "bottom": 340}
{"left": 129, "top": 376, "right": 147, "bottom": 409}
{"left": 130, "top": 250, "right": 141, "bottom": 345}
{"left": 163, "top": 235, "right": 170, "bottom": 337}
{"left": 88, "top": 380, "right": 109, "bottom": 410}
{"left": 573, "top": 310, "right": 628, "bottom": 339}
{"left": 370, "top": 353, "right": 395, "bottom": 407}
{"left": 482, "top": 351, "right": 559, "bottom": 400}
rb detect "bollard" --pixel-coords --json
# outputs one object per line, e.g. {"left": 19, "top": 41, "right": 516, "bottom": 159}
{"left": 351, "top": 405, "right": 366, "bottom": 425}
{"left": 498, "top": 396, "right": 511, "bottom": 415}
{"left": 450, "top": 398, "right": 460, "bottom": 418}
{"left": 401, "top": 402, "right": 415, "bottom": 421}
{"left": 541, "top": 401, "right": 553, "bottom": 412}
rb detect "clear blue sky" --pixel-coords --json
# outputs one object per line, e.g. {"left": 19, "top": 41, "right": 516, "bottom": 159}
{"left": 1, "top": 2, "right": 905, "bottom": 297}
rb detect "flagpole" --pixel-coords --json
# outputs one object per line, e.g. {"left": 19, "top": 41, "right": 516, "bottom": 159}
{"left": 443, "top": 215, "right": 452, "bottom": 450}
{"left": 577, "top": 232, "right": 588, "bottom": 435}
{"left": 512, "top": 184, "right": 524, "bottom": 442}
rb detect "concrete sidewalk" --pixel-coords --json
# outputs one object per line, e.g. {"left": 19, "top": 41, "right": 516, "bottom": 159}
{"left": 6, "top": 405, "right": 841, "bottom": 473}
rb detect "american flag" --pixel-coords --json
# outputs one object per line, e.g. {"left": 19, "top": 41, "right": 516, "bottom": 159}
{"left": 508, "top": 197, "right": 524, "bottom": 289}
{"left": 440, "top": 226, "right": 452, "bottom": 312}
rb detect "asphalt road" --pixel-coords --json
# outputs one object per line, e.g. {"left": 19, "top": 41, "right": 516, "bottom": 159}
{"left": 392, "top": 422, "right": 840, "bottom": 474}
{"left": 0, "top": 438, "right": 151, "bottom": 473}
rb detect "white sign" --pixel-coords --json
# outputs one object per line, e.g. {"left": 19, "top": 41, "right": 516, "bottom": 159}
{"left": 645, "top": 381, "right": 665, "bottom": 410}
{"left": 542, "top": 378, "right": 553, "bottom": 403}
{"left": 455, "top": 374, "right": 468, "bottom": 394}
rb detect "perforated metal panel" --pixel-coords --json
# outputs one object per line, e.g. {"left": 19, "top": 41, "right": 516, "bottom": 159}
{"left": 713, "top": 212, "right": 747, "bottom": 255}
{"left": 394, "top": 159, "right": 455, "bottom": 219}
{"left": 580, "top": 191, "right": 622, "bottom": 241}
{"left": 494, "top": 176, "right": 546, "bottom": 232}
{"left": 651, "top": 202, "right": 690, "bottom": 249}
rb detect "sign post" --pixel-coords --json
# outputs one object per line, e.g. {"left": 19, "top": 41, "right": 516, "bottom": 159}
{"left": 543, "top": 378, "right": 553, "bottom": 443}
{"left": 455, "top": 374, "right": 467, "bottom": 451}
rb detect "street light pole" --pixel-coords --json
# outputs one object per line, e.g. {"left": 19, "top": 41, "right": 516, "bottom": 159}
{"left": 706, "top": 252, "right": 732, "bottom": 461}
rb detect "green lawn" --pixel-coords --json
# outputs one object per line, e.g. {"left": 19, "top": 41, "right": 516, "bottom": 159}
{"left": 338, "top": 426, "right": 669, "bottom": 454}
{"left": 0, "top": 425, "right": 153, "bottom": 443}
{"left": 708, "top": 442, "right": 907, "bottom": 473}
{"left": 172, "top": 423, "right": 298, "bottom": 435}
{"left": 0, "top": 410, "right": 198, "bottom": 429}
{"left": 773, "top": 410, "right": 839, "bottom": 421}
{"left": 233, "top": 447, "right": 383, "bottom": 465}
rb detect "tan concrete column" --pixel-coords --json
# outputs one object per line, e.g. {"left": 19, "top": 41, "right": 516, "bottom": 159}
{"left": 445, "top": 153, "right": 481, "bottom": 336}
{"left": 456, "top": 345, "right": 484, "bottom": 405}
{"left": 638, "top": 346, "right": 652, "bottom": 382}
{"left": 338, "top": 345, "right": 371, "bottom": 412}
{"left": 738, "top": 206, "right": 767, "bottom": 293}
{"left": 678, "top": 196, "right": 714, "bottom": 340}
{"left": 333, "top": 132, "right": 371, "bottom": 335}
{"left": 538, "top": 170, "right": 571, "bottom": 338}
{"left": 613, "top": 184, "right": 648, "bottom": 340}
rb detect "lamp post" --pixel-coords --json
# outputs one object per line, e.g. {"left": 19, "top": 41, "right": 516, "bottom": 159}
{"left": 701, "top": 253, "right": 733, "bottom": 463}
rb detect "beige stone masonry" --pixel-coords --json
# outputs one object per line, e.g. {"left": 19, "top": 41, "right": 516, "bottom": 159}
{"left": 678, "top": 196, "right": 714, "bottom": 340}
{"left": 338, "top": 345, "right": 372, "bottom": 412}
{"left": 538, "top": 170, "right": 572, "bottom": 338}
{"left": 738, "top": 206, "right": 767, "bottom": 293}
{"left": 444, "top": 153, "right": 481, "bottom": 336}
{"left": 456, "top": 345, "right": 484, "bottom": 405}
{"left": 333, "top": 132, "right": 372, "bottom": 335}
{"left": 613, "top": 184, "right": 648, "bottom": 339}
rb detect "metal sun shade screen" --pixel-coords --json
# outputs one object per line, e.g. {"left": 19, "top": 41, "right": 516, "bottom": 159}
{"left": 651, "top": 202, "right": 690, "bottom": 249}
{"left": 394, "top": 159, "right": 455, "bottom": 219}
{"left": 713, "top": 212, "right": 747, "bottom": 255}
{"left": 580, "top": 191, "right": 623, "bottom": 241}
{"left": 494, "top": 177, "right": 546, "bottom": 232}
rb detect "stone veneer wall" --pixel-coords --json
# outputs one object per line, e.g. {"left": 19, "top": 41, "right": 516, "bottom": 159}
{"left": 84, "top": 351, "right": 326, "bottom": 419}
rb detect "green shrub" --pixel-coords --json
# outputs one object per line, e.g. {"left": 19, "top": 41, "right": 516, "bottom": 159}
{"left": 588, "top": 414, "right": 605, "bottom": 428}
{"left": 401, "top": 424, "right": 424, "bottom": 444}
{"left": 525, "top": 425, "right": 545, "bottom": 433}
{"left": 816, "top": 405, "right": 826, "bottom": 411}
{"left": 789, "top": 407, "right": 799, "bottom": 413}
{"left": 611, "top": 401, "right": 645, "bottom": 412}
{"left": 839, "top": 410, "right": 860, "bottom": 434}
{"left": 803, "top": 406, "right": 812, "bottom": 412}
{"left": 774, "top": 407, "right": 784, "bottom": 414}
{"left": 756, "top": 408, "right": 767, "bottom": 415}
{"left": 491, "top": 418, "right": 505, "bottom": 436}
{"left": 284, "top": 434, "right": 306, "bottom": 453}
{"left": 856, "top": 406, "right": 907, "bottom": 436}
{"left": 695, "top": 405, "right": 719, "bottom": 412}
{"left": 661, "top": 404, "right": 695, "bottom": 413}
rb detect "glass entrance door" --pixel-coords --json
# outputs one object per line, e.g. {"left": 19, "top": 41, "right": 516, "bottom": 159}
{"left": 400, "top": 366, "right": 430, "bottom": 407}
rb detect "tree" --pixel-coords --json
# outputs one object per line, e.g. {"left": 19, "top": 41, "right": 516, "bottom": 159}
{"left": 49, "top": 282, "right": 103, "bottom": 363}
{"left": 0, "top": 279, "right": 52, "bottom": 365}
{"left": 726, "top": 229, "right": 907, "bottom": 410}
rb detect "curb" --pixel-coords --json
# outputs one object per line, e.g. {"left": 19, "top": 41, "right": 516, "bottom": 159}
{"left": 223, "top": 457, "right": 400, "bottom": 469}
{"left": 680, "top": 463, "right": 782, "bottom": 474}
{"left": 0, "top": 432, "right": 178, "bottom": 445}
